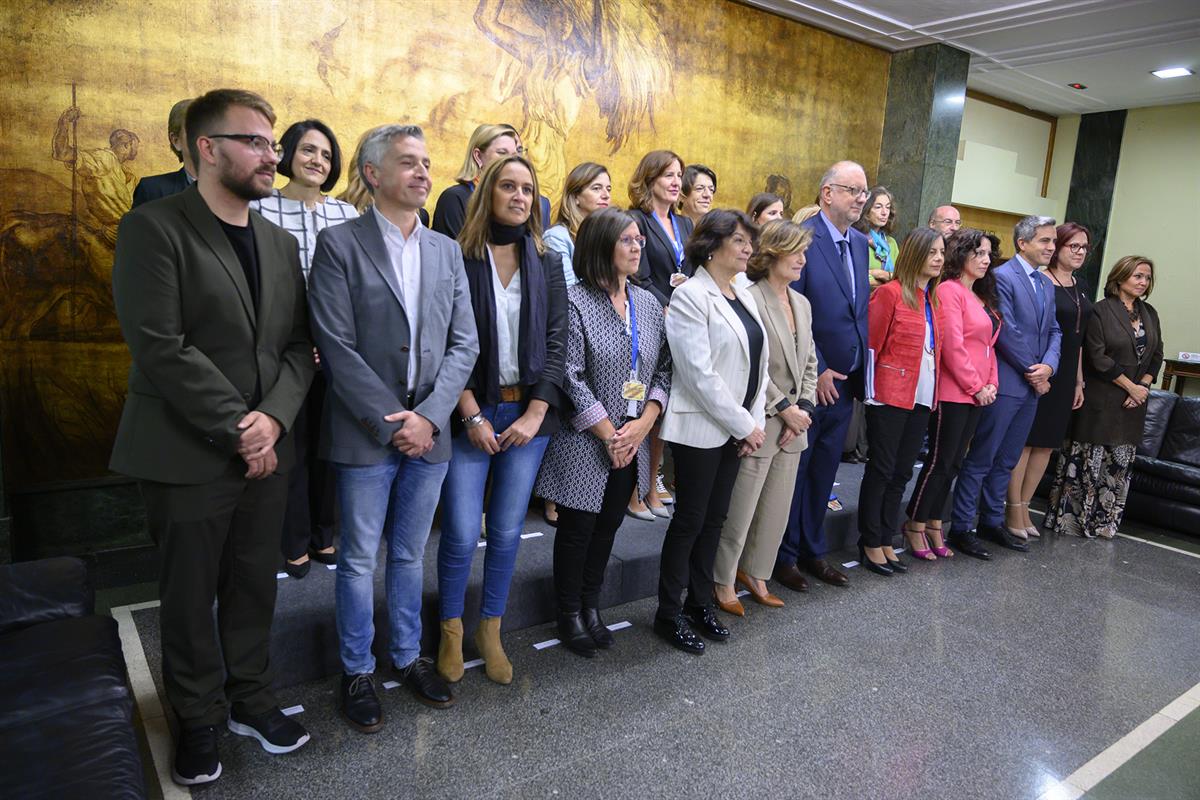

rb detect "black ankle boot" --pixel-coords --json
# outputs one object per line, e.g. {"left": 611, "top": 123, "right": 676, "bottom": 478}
{"left": 580, "top": 607, "right": 615, "bottom": 649}
{"left": 557, "top": 612, "right": 598, "bottom": 658}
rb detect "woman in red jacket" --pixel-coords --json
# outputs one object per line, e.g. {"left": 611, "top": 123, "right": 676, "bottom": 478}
{"left": 858, "top": 227, "right": 944, "bottom": 575}
{"left": 903, "top": 228, "right": 1001, "bottom": 558}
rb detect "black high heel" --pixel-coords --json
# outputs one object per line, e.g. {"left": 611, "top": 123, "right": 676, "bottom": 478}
{"left": 858, "top": 546, "right": 894, "bottom": 577}
{"left": 885, "top": 551, "right": 908, "bottom": 573}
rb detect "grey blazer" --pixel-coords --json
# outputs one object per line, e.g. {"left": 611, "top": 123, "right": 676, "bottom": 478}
{"left": 308, "top": 210, "right": 479, "bottom": 465}
{"left": 746, "top": 280, "right": 819, "bottom": 455}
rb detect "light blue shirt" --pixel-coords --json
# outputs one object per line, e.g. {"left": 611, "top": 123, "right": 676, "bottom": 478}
{"left": 543, "top": 224, "right": 578, "bottom": 287}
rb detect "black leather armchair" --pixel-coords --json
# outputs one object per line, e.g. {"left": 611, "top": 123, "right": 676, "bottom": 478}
{"left": 0, "top": 557, "right": 147, "bottom": 799}
{"left": 1126, "top": 390, "right": 1200, "bottom": 536}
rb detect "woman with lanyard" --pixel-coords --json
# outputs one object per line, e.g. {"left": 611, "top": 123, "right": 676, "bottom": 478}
{"left": 626, "top": 149, "right": 694, "bottom": 520}
{"left": 858, "top": 227, "right": 944, "bottom": 576}
{"left": 534, "top": 207, "right": 671, "bottom": 658}
{"left": 853, "top": 186, "right": 899, "bottom": 290}
{"left": 436, "top": 155, "right": 567, "bottom": 686}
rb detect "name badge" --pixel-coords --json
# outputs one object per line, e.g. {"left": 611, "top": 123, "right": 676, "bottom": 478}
{"left": 621, "top": 380, "right": 647, "bottom": 401}
{"left": 669, "top": 272, "right": 688, "bottom": 288}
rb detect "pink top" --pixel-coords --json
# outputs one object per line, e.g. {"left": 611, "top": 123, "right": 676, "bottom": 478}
{"left": 936, "top": 278, "right": 1001, "bottom": 404}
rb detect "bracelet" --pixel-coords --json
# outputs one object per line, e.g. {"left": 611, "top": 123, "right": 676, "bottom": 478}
{"left": 462, "top": 412, "right": 485, "bottom": 428}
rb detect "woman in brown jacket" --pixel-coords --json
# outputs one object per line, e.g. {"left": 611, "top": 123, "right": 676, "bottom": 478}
{"left": 1045, "top": 256, "right": 1163, "bottom": 539}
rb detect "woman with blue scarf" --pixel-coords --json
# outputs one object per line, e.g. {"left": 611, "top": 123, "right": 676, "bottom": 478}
{"left": 855, "top": 186, "right": 899, "bottom": 290}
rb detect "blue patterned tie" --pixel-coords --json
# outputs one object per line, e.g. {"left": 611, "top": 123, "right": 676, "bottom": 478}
{"left": 838, "top": 239, "right": 856, "bottom": 302}
{"left": 1030, "top": 271, "right": 1044, "bottom": 320}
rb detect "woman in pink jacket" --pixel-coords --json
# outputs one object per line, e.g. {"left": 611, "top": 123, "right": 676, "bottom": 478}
{"left": 858, "top": 227, "right": 944, "bottom": 576}
{"left": 903, "top": 228, "right": 1001, "bottom": 558}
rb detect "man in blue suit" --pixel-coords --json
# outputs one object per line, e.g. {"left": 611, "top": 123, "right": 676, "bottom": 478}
{"left": 950, "top": 215, "right": 1061, "bottom": 558}
{"left": 774, "top": 161, "right": 871, "bottom": 590}
{"left": 131, "top": 98, "right": 195, "bottom": 209}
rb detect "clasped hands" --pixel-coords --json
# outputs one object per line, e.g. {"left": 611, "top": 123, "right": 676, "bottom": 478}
{"left": 606, "top": 415, "right": 653, "bottom": 468}
{"left": 1025, "top": 363, "right": 1053, "bottom": 396}
{"left": 236, "top": 411, "right": 282, "bottom": 479}
{"left": 384, "top": 410, "right": 436, "bottom": 457}
{"left": 1123, "top": 383, "right": 1150, "bottom": 409}
{"left": 465, "top": 407, "right": 546, "bottom": 455}
{"left": 776, "top": 405, "right": 812, "bottom": 448}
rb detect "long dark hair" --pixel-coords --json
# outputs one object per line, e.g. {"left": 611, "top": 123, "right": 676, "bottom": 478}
{"left": 943, "top": 227, "right": 1000, "bottom": 316}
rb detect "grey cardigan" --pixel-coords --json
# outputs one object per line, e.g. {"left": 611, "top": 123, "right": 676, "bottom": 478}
{"left": 1071, "top": 296, "right": 1163, "bottom": 447}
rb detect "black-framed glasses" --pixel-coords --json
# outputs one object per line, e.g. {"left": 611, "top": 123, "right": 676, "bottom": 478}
{"left": 1066, "top": 243, "right": 1090, "bottom": 253}
{"left": 207, "top": 133, "right": 283, "bottom": 158}
{"left": 619, "top": 235, "right": 646, "bottom": 249}
{"left": 829, "top": 183, "right": 870, "bottom": 198}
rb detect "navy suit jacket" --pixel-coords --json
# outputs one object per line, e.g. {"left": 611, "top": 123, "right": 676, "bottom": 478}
{"left": 993, "top": 256, "right": 1062, "bottom": 398}
{"left": 131, "top": 167, "right": 192, "bottom": 209}
{"left": 792, "top": 213, "right": 870, "bottom": 391}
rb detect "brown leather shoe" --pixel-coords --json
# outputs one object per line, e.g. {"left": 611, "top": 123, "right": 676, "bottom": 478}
{"left": 736, "top": 569, "right": 785, "bottom": 608}
{"left": 771, "top": 562, "right": 809, "bottom": 593}
{"left": 799, "top": 557, "right": 849, "bottom": 587}
{"left": 714, "top": 595, "right": 745, "bottom": 616}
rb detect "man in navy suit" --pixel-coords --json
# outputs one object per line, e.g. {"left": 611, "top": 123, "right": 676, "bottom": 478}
{"left": 950, "top": 215, "right": 1061, "bottom": 558}
{"left": 132, "top": 98, "right": 196, "bottom": 209}
{"left": 774, "top": 161, "right": 871, "bottom": 589}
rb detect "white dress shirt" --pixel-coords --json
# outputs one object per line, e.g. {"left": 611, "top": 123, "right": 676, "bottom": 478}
{"left": 487, "top": 246, "right": 523, "bottom": 387}
{"left": 374, "top": 206, "right": 423, "bottom": 389}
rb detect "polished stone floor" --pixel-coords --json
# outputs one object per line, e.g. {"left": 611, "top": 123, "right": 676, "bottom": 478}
{"left": 127, "top": 527, "right": 1200, "bottom": 800}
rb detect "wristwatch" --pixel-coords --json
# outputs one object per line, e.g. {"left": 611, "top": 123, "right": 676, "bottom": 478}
{"left": 462, "top": 412, "right": 485, "bottom": 428}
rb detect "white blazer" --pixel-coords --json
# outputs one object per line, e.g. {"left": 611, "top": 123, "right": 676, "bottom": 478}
{"left": 660, "top": 267, "right": 769, "bottom": 448}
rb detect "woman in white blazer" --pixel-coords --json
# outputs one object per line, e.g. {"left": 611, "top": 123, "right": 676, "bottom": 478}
{"left": 655, "top": 209, "right": 768, "bottom": 654}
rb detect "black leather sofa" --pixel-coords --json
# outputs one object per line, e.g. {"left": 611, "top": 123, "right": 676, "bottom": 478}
{"left": 0, "top": 557, "right": 147, "bottom": 799}
{"left": 1125, "top": 390, "right": 1200, "bottom": 536}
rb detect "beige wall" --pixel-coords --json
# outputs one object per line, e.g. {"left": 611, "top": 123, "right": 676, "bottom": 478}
{"left": 1105, "top": 102, "right": 1200, "bottom": 387}
{"left": 952, "top": 97, "right": 1078, "bottom": 221}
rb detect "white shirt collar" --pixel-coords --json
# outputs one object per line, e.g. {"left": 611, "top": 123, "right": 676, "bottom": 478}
{"left": 373, "top": 205, "right": 422, "bottom": 244}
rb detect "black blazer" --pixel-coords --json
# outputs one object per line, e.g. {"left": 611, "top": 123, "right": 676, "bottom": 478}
{"left": 453, "top": 236, "right": 567, "bottom": 438}
{"left": 1073, "top": 296, "right": 1163, "bottom": 446}
{"left": 630, "top": 208, "right": 694, "bottom": 307}
{"left": 131, "top": 167, "right": 192, "bottom": 209}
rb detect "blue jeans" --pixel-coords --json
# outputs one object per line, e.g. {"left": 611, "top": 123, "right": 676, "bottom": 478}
{"left": 334, "top": 452, "right": 449, "bottom": 674}
{"left": 438, "top": 402, "right": 549, "bottom": 620}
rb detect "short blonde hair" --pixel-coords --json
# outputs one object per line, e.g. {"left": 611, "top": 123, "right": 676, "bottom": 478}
{"left": 746, "top": 220, "right": 812, "bottom": 282}
{"left": 454, "top": 124, "right": 519, "bottom": 184}
{"left": 792, "top": 204, "right": 820, "bottom": 224}
{"left": 627, "top": 149, "right": 682, "bottom": 213}
{"left": 1104, "top": 255, "right": 1155, "bottom": 299}
{"left": 458, "top": 155, "right": 545, "bottom": 261}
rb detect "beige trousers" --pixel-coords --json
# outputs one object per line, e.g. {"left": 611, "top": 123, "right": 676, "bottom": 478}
{"left": 714, "top": 436, "right": 802, "bottom": 585}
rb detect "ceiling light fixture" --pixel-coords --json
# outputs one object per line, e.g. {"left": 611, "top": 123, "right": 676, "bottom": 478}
{"left": 1068, "top": 83, "right": 1087, "bottom": 90}
{"left": 1152, "top": 67, "right": 1194, "bottom": 79}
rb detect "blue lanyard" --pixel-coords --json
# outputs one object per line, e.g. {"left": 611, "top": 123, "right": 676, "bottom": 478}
{"left": 628, "top": 288, "right": 640, "bottom": 374}
{"left": 657, "top": 212, "right": 685, "bottom": 269}
{"left": 924, "top": 294, "right": 936, "bottom": 351}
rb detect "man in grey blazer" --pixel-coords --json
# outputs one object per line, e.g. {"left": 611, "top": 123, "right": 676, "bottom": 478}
{"left": 308, "top": 125, "right": 478, "bottom": 731}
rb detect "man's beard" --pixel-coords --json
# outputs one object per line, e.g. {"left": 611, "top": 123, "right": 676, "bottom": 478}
{"left": 219, "top": 163, "right": 273, "bottom": 201}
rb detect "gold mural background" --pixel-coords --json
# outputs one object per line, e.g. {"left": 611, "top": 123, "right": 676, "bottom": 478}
{"left": 0, "top": 0, "right": 888, "bottom": 490}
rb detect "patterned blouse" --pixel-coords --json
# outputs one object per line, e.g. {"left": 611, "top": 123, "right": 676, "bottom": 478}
{"left": 250, "top": 189, "right": 358, "bottom": 283}
{"left": 535, "top": 282, "right": 672, "bottom": 513}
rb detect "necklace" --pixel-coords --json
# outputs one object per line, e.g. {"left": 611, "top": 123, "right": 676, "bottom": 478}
{"left": 1046, "top": 268, "right": 1081, "bottom": 334}
{"left": 1124, "top": 298, "right": 1140, "bottom": 326}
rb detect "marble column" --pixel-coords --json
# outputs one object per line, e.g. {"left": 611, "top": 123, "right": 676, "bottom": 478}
{"left": 1065, "top": 110, "right": 1127, "bottom": 296}
{"left": 877, "top": 44, "right": 970, "bottom": 234}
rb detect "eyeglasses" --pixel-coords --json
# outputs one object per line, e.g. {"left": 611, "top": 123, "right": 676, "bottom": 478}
{"left": 207, "top": 133, "right": 283, "bottom": 158}
{"left": 619, "top": 235, "right": 646, "bottom": 249}
{"left": 1065, "top": 243, "right": 1090, "bottom": 253}
{"left": 829, "top": 183, "right": 870, "bottom": 199}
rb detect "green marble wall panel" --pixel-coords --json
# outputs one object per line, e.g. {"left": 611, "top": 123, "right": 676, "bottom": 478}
{"left": 1065, "top": 110, "right": 1127, "bottom": 297}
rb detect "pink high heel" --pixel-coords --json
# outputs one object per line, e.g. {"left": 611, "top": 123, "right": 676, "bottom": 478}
{"left": 903, "top": 523, "right": 937, "bottom": 561}
{"left": 926, "top": 524, "right": 954, "bottom": 558}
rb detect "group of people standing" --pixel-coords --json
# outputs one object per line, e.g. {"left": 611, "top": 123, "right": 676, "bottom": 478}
{"left": 112, "top": 89, "right": 1163, "bottom": 788}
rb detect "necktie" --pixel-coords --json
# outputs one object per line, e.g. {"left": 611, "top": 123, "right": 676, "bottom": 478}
{"left": 1030, "top": 271, "right": 1044, "bottom": 319}
{"left": 838, "top": 239, "right": 856, "bottom": 301}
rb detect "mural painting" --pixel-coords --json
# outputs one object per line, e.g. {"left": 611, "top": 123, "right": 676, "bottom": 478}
{"left": 0, "top": 0, "right": 888, "bottom": 490}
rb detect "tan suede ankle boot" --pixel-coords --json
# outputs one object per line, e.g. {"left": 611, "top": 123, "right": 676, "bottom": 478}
{"left": 474, "top": 616, "right": 513, "bottom": 685}
{"left": 437, "top": 618, "right": 464, "bottom": 682}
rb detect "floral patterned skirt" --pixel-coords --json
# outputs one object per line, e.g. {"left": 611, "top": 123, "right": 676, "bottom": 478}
{"left": 1045, "top": 441, "right": 1136, "bottom": 540}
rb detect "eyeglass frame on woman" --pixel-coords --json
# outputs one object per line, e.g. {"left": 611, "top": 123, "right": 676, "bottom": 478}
{"left": 1065, "top": 243, "right": 1090, "bottom": 253}
{"left": 619, "top": 235, "right": 647, "bottom": 249}
{"left": 205, "top": 133, "right": 284, "bottom": 158}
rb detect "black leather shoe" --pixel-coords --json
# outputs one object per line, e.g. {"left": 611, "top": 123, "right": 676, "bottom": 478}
{"left": 653, "top": 615, "right": 705, "bottom": 654}
{"left": 394, "top": 657, "right": 454, "bottom": 708}
{"left": 308, "top": 547, "right": 337, "bottom": 566}
{"left": 172, "top": 725, "right": 221, "bottom": 786}
{"left": 948, "top": 530, "right": 991, "bottom": 560}
{"left": 979, "top": 523, "right": 1030, "bottom": 552}
{"left": 682, "top": 606, "right": 730, "bottom": 641}
{"left": 341, "top": 673, "right": 383, "bottom": 733}
{"left": 282, "top": 558, "right": 311, "bottom": 579}
{"left": 557, "top": 612, "right": 598, "bottom": 658}
{"left": 886, "top": 555, "right": 908, "bottom": 573}
{"left": 858, "top": 547, "right": 894, "bottom": 577}
{"left": 580, "top": 607, "right": 615, "bottom": 649}
{"left": 799, "top": 557, "right": 850, "bottom": 587}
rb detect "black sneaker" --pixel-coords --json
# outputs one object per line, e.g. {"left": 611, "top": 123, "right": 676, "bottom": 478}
{"left": 172, "top": 725, "right": 221, "bottom": 786}
{"left": 227, "top": 707, "right": 311, "bottom": 754}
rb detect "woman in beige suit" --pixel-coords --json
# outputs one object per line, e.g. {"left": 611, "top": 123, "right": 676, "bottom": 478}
{"left": 714, "top": 220, "right": 818, "bottom": 613}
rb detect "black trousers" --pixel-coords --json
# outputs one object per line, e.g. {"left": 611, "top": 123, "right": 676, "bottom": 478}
{"left": 859, "top": 404, "right": 931, "bottom": 548}
{"left": 656, "top": 440, "right": 740, "bottom": 622}
{"left": 282, "top": 369, "right": 335, "bottom": 561}
{"left": 140, "top": 461, "right": 287, "bottom": 728}
{"left": 553, "top": 461, "right": 637, "bottom": 612}
{"left": 906, "top": 401, "right": 982, "bottom": 523}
